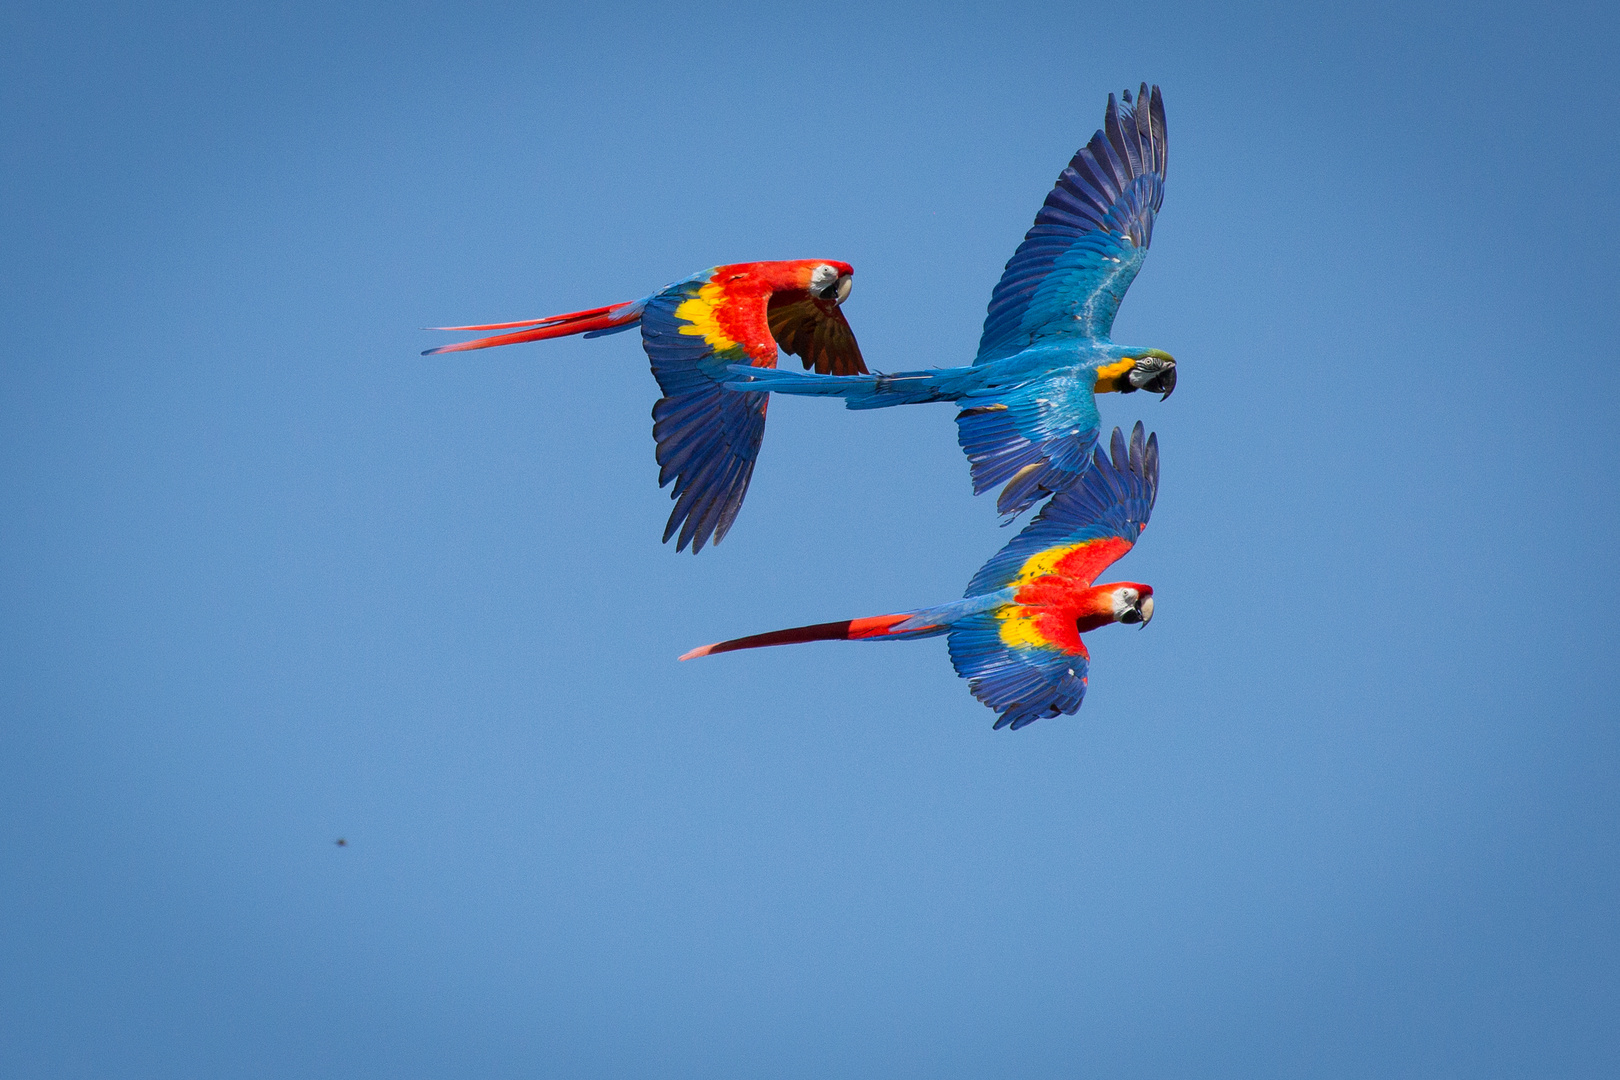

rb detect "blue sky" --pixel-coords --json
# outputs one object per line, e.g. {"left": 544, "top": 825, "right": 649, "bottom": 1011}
{"left": 3, "top": 1, "right": 1617, "bottom": 1076}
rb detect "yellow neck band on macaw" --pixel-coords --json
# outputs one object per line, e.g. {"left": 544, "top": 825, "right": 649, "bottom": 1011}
{"left": 1092, "top": 349, "right": 1174, "bottom": 394}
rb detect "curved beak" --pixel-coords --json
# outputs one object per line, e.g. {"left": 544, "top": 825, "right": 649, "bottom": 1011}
{"left": 1126, "top": 353, "right": 1176, "bottom": 400}
{"left": 1118, "top": 594, "right": 1155, "bottom": 627}
{"left": 813, "top": 274, "right": 853, "bottom": 305}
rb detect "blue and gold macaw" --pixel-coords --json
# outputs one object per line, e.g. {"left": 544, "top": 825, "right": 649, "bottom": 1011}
{"left": 682, "top": 423, "right": 1159, "bottom": 730}
{"left": 729, "top": 85, "right": 1173, "bottom": 519}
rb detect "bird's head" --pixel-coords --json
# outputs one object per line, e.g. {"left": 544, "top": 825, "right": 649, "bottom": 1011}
{"left": 807, "top": 261, "right": 854, "bottom": 305}
{"left": 1074, "top": 583, "right": 1155, "bottom": 634}
{"left": 1093, "top": 349, "right": 1176, "bottom": 400}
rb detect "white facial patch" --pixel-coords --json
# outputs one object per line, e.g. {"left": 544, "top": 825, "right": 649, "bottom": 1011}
{"left": 809, "top": 263, "right": 839, "bottom": 297}
{"left": 1111, "top": 588, "right": 1140, "bottom": 618}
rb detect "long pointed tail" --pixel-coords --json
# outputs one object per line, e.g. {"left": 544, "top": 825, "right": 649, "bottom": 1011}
{"left": 680, "top": 612, "right": 942, "bottom": 661}
{"left": 421, "top": 298, "right": 646, "bottom": 355}
{"left": 722, "top": 364, "right": 982, "bottom": 410}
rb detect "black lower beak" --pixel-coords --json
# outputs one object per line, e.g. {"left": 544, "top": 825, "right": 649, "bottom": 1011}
{"left": 1153, "top": 363, "right": 1176, "bottom": 400}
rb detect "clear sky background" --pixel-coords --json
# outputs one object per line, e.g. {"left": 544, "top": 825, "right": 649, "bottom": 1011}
{"left": 3, "top": 1, "right": 1617, "bottom": 1076}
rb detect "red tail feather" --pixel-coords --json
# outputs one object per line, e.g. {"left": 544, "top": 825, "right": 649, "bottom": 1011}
{"left": 422, "top": 301, "right": 639, "bottom": 355}
{"left": 679, "top": 613, "right": 920, "bottom": 661}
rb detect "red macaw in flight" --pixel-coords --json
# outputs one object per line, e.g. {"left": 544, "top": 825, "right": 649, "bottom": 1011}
{"left": 682, "top": 423, "right": 1160, "bottom": 730}
{"left": 425, "top": 260, "right": 864, "bottom": 552}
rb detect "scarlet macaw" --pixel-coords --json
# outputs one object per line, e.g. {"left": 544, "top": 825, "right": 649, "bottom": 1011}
{"left": 727, "top": 85, "right": 1173, "bottom": 520}
{"left": 681, "top": 423, "right": 1159, "bottom": 730}
{"left": 424, "top": 261, "right": 864, "bottom": 552}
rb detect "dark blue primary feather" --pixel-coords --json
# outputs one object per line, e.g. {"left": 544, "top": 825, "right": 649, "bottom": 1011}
{"left": 946, "top": 613, "right": 1089, "bottom": 730}
{"left": 975, "top": 84, "right": 1166, "bottom": 364}
{"left": 642, "top": 274, "right": 765, "bottom": 554}
{"left": 964, "top": 422, "right": 1158, "bottom": 597}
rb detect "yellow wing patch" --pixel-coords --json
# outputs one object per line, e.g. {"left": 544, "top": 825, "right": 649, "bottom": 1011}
{"left": 1009, "top": 542, "right": 1086, "bottom": 587}
{"left": 996, "top": 604, "right": 1053, "bottom": 650}
{"left": 674, "top": 282, "right": 738, "bottom": 352}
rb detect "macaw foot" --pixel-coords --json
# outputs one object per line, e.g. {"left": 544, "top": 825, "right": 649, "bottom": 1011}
{"left": 1123, "top": 354, "right": 1176, "bottom": 399}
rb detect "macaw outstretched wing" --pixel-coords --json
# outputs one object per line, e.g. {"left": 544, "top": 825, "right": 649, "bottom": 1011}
{"left": 965, "top": 422, "right": 1158, "bottom": 598}
{"left": 954, "top": 371, "right": 1103, "bottom": 518}
{"left": 643, "top": 265, "right": 865, "bottom": 553}
{"left": 975, "top": 85, "right": 1166, "bottom": 365}
{"left": 946, "top": 613, "right": 1090, "bottom": 730}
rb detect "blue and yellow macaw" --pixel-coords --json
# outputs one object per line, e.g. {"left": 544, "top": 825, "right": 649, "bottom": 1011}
{"left": 682, "top": 423, "right": 1159, "bottom": 730}
{"left": 729, "top": 85, "right": 1173, "bottom": 519}
{"left": 424, "top": 260, "right": 864, "bottom": 552}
